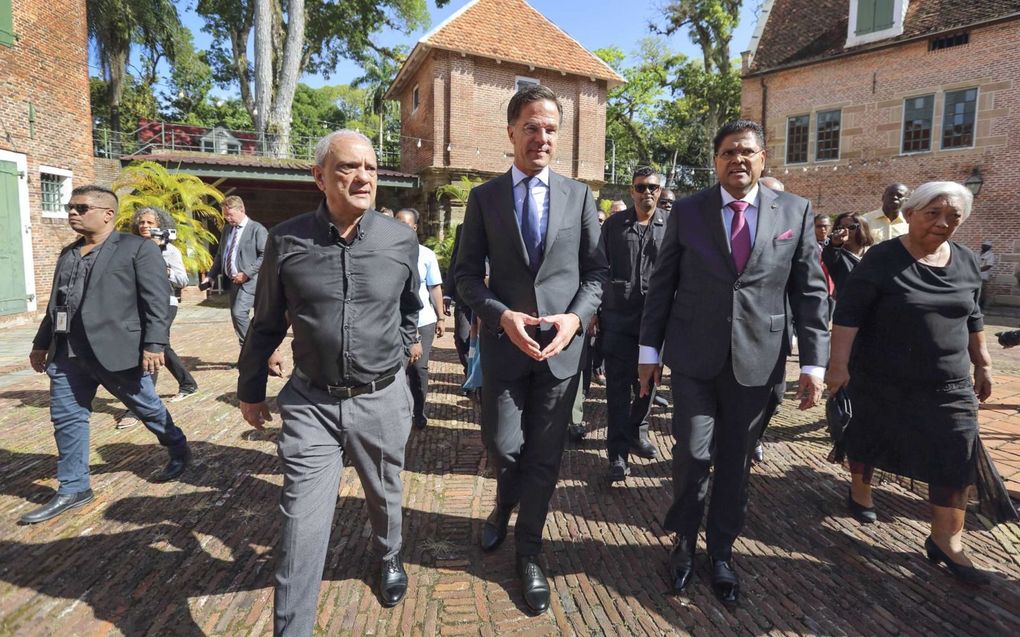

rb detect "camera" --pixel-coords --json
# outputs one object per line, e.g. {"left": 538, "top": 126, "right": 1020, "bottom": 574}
{"left": 148, "top": 227, "right": 177, "bottom": 247}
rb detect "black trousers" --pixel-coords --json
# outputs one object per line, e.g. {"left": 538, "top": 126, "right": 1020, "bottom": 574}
{"left": 602, "top": 333, "right": 654, "bottom": 463}
{"left": 156, "top": 305, "right": 197, "bottom": 394}
{"left": 481, "top": 361, "right": 579, "bottom": 556}
{"left": 405, "top": 323, "right": 436, "bottom": 423}
{"left": 664, "top": 361, "right": 773, "bottom": 561}
{"left": 453, "top": 304, "right": 472, "bottom": 375}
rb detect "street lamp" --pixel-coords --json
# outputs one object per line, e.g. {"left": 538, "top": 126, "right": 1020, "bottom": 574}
{"left": 964, "top": 168, "right": 984, "bottom": 197}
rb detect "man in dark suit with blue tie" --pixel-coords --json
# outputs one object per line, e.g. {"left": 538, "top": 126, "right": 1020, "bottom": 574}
{"left": 455, "top": 85, "right": 608, "bottom": 614}
{"left": 639, "top": 120, "right": 829, "bottom": 604}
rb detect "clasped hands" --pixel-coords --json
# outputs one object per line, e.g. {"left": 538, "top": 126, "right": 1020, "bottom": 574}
{"left": 500, "top": 310, "right": 580, "bottom": 361}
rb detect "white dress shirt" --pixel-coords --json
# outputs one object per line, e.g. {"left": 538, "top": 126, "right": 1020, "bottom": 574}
{"left": 511, "top": 164, "right": 550, "bottom": 247}
{"left": 226, "top": 218, "right": 248, "bottom": 277}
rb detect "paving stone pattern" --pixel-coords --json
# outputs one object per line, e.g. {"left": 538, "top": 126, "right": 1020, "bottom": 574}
{"left": 0, "top": 304, "right": 1018, "bottom": 636}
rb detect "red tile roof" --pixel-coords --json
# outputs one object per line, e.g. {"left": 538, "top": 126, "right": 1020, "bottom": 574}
{"left": 386, "top": 0, "right": 624, "bottom": 99}
{"left": 748, "top": 0, "right": 1020, "bottom": 73}
{"left": 135, "top": 152, "right": 417, "bottom": 179}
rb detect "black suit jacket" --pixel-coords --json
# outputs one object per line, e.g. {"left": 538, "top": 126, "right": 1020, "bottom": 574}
{"left": 639, "top": 184, "right": 829, "bottom": 387}
{"left": 208, "top": 219, "right": 267, "bottom": 293}
{"left": 33, "top": 232, "right": 171, "bottom": 372}
{"left": 454, "top": 169, "right": 608, "bottom": 380}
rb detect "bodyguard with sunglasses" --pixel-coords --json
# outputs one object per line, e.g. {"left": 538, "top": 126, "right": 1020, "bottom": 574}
{"left": 597, "top": 166, "right": 668, "bottom": 482}
{"left": 23, "top": 185, "right": 190, "bottom": 524}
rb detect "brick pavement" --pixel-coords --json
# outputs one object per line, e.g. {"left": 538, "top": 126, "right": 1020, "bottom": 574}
{"left": 0, "top": 303, "right": 1018, "bottom": 636}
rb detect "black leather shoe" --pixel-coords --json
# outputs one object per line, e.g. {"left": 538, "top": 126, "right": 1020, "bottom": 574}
{"left": 19, "top": 489, "right": 95, "bottom": 524}
{"left": 630, "top": 436, "right": 659, "bottom": 459}
{"left": 751, "top": 442, "right": 765, "bottom": 464}
{"left": 480, "top": 505, "right": 512, "bottom": 552}
{"left": 413, "top": 417, "right": 428, "bottom": 430}
{"left": 710, "top": 558, "right": 739, "bottom": 604}
{"left": 379, "top": 555, "right": 409, "bottom": 606}
{"left": 669, "top": 538, "right": 695, "bottom": 593}
{"left": 607, "top": 460, "right": 630, "bottom": 483}
{"left": 155, "top": 446, "right": 191, "bottom": 483}
{"left": 847, "top": 488, "right": 877, "bottom": 524}
{"left": 567, "top": 423, "right": 587, "bottom": 442}
{"left": 517, "top": 555, "right": 550, "bottom": 614}
{"left": 924, "top": 536, "right": 991, "bottom": 586}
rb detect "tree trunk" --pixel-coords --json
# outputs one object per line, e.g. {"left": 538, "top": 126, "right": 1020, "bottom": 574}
{"left": 253, "top": 0, "right": 273, "bottom": 150}
{"left": 266, "top": 0, "right": 305, "bottom": 157}
{"left": 107, "top": 48, "right": 129, "bottom": 152}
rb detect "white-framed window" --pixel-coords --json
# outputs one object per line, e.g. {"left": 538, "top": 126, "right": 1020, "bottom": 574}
{"left": 200, "top": 127, "right": 241, "bottom": 155}
{"left": 412, "top": 85, "right": 420, "bottom": 114}
{"left": 515, "top": 76, "right": 540, "bottom": 92}
{"left": 39, "top": 165, "right": 72, "bottom": 218}
{"left": 845, "top": 0, "right": 907, "bottom": 48}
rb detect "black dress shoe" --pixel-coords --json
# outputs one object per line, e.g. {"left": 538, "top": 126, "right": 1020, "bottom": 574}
{"left": 19, "top": 489, "right": 95, "bottom": 524}
{"left": 379, "top": 555, "right": 409, "bottom": 606}
{"left": 630, "top": 436, "right": 659, "bottom": 459}
{"left": 924, "top": 536, "right": 991, "bottom": 586}
{"left": 710, "top": 558, "right": 739, "bottom": 604}
{"left": 751, "top": 442, "right": 764, "bottom": 464}
{"left": 607, "top": 460, "right": 630, "bottom": 483}
{"left": 567, "top": 423, "right": 587, "bottom": 442}
{"left": 669, "top": 539, "right": 695, "bottom": 593}
{"left": 480, "top": 505, "right": 512, "bottom": 552}
{"left": 413, "top": 417, "right": 428, "bottom": 430}
{"left": 155, "top": 446, "right": 191, "bottom": 483}
{"left": 847, "top": 488, "right": 877, "bottom": 524}
{"left": 517, "top": 555, "right": 550, "bottom": 614}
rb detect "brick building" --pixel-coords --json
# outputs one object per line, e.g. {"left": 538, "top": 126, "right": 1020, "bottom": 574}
{"left": 383, "top": 0, "right": 624, "bottom": 234}
{"left": 741, "top": 0, "right": 1020, "bottom": 303}
{"left": 0, "top": 0, "right": 94, "bottom": 324}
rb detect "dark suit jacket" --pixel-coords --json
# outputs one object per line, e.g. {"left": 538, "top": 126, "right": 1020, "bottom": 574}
{"left": 639, "top": 184, "right": 829, "bottom": 387}
{"left": 455, "top": 169, "right": 608, "bottom": 381}
{"left": 208, "top": 218, "right": 268, "bottom": 293}
{"left": 33, "top": 232, "right": 172, "bottom": 372}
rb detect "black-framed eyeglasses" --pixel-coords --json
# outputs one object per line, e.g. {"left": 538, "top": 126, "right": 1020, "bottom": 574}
{"left": 64, "top": 203, "right": 111, "bottom": 215}
{"left": 837, "top": 223, "right": 860, "bottom": 230}
{"left": 633, "top": 183, "right": 660, "bottom": 193}
{"left": 716, "top": 148, "right": 764, "bottom": 161}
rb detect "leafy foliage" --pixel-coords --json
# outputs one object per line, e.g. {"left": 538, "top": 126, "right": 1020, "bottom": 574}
{"left": 112, "top": 161, "right": 225, "bottom": 272}
{"left": 434, "top": 176, "right": 483, "bottom": 205}
{"left": 424, "top": 227, "right": 458, "bottom": 275}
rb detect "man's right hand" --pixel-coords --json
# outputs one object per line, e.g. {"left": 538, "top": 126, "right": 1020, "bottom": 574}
{"left": 638, "top": 363, "right": 662, "bottom": 397}
{"left": 29, "top": 349, "right": 47, "bottom": 373}
{"left": 500, "top": 310, "right": 543, "bottom": 360}
{"left": 240, "top": 401, "right": 273, "bottom": 430}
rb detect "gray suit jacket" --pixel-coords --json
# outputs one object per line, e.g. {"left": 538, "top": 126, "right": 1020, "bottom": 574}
{"left": 33, "top": 232, "right": 172, "bottom": 372}
{"left": 209, "top": 219, "right": 267, "bottom": 293}
{"left": 455, "top": 169, "right": 608, "bottom": 380}
{"left": 639, "top": 184, "right": 829, "bottom": 387}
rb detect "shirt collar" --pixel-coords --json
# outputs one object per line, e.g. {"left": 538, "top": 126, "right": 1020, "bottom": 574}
{"left": 512, "top": 164, "right": 550, "bottom": 188}
{"left": 720, "top": 184, "right": 759, "bottom": 210}
{"left": 316, "top": 199, "right": 373, "bottom": 244}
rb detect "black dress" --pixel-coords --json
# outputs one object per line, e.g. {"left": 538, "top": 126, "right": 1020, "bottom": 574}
{"left": 821, "top": 243, "right": 863, "bottom": 296}
{"left": 832, "top": 239, "right": 983, "bottom": 491}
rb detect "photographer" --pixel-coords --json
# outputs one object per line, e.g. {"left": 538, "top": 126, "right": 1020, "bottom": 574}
{"left": 117, "top": 207, "right": 198, "bottom": 428}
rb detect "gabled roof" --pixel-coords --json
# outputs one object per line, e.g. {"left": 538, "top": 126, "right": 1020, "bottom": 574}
{"left": 384, "top": 0, "right": 624, "bottom": 100}
{"left": 747, "top": 0, "right": 1020, "bottom": 74}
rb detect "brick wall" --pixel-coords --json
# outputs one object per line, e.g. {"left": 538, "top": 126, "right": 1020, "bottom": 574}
{"left": 741, "top": 19, "right": 1019, "bottom": 298}
{"left": 397, "top": 49, "right": 608, "bottom": 187}
{"left": 0, "top": 0, "right": 94, "bottom": 322}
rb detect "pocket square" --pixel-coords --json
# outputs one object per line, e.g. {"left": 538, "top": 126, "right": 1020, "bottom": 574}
{"left": 775, "top": 229, "right": 795, "bottom": 241}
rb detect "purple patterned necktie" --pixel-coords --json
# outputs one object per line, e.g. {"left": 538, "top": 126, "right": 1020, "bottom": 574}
{"left": 224, "top": 225, "right": 239, "bottom": 277}
{"left": 728, "top": 200, "right": 752, "bottom": 274}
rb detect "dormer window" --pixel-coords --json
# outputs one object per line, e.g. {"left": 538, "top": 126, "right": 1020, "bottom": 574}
{"left": 200, "top": 126, "right": 241, "bottom": 155}
{"left": 846, "top": 0, "right": 907, "bottom": 48}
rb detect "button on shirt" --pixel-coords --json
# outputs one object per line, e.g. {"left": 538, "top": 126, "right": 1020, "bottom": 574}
{"left": 512, "top": 164, "right": 550, "bottom": 250}
{"left": 416, "top": 243, "right": 442, "bottom": 327}
{"left": 54, "top": 240, "right": 105, "bottom": 358}
{"left": 236, "top": 204, "right": 422, "bottom": 403}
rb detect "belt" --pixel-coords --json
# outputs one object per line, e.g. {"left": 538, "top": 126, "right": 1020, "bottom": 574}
{"left": 293, "top": 365, "right": 399, "bottom": 400}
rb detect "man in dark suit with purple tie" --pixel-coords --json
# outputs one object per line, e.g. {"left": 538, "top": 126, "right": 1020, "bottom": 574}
{"left": 638, "top": 120, "right": 829, "bottom": 604}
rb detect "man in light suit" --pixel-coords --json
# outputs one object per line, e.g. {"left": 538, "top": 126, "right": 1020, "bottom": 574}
{"left": 23, "top": 185, "right": 191, "bottom": 524}
{"left": 204, "top": 195, "right": 267, "bottom": 345}
{"left": 455, "top": 85, "right": 608, "bottom": 615}
{"left": 639, "top": 120, "right": 829, "bottom": 604}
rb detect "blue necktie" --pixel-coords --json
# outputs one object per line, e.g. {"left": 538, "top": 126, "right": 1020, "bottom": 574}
{"left": 520, "top": 176, "right": 542, "bottom": 273}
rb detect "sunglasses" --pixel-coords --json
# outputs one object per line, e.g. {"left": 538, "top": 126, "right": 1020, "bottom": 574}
{"left": 64, "top": 203, "right": 111, "bottom": 215}
{"left": 633, "top": 184, "right": 660, "bottom": 194}
{"left": 837, "top": 223, "right": 860, "bottom": 230}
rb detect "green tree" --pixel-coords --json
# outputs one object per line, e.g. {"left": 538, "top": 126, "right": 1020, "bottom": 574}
{"left": 87, "top": 0, "right": 182, "bottom": 136}
{"left": 90, "top": 76, "right": 158, "bottom": 132}
{"left": 159, "top": 28, "right": 216, "bottom": 122}
{"left": 113, "top": 161, "right": 225, "bottom": 272}
{"left": 352, "top": 47, "right": 407, "bottom": 154}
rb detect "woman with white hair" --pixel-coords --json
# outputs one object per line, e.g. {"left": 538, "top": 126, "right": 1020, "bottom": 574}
{"left": 825, "top": 181, "right": 993, "bottom": 585}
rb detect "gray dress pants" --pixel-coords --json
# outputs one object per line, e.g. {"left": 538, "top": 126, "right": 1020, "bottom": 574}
{"left": 273, "top": 372, "right": 413, "bottom": 637}
{"left": 229, "top": 283, "right": 255, "bottom": 345}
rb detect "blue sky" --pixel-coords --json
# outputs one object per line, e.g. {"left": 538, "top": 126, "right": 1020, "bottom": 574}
{"left": 155, "top": 0, "right": 762, "bottom": 96}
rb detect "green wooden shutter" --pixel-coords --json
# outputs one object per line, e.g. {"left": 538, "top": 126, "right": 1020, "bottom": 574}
{"left": 856, "top": 0, "right": 876, "bottom": 34}
{"left": 0, "top": 0, "right": 14, "bottom": 47}
{"left": 874, "top": 0, "right": 894, "bottom": 30}
{"left": 0, "top": 160, "right": 28, "bottom": 314}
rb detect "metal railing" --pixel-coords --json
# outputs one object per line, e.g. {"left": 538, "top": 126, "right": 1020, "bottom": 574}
{"left": 93, "top": 122, "right": 401, "bottom": 168}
